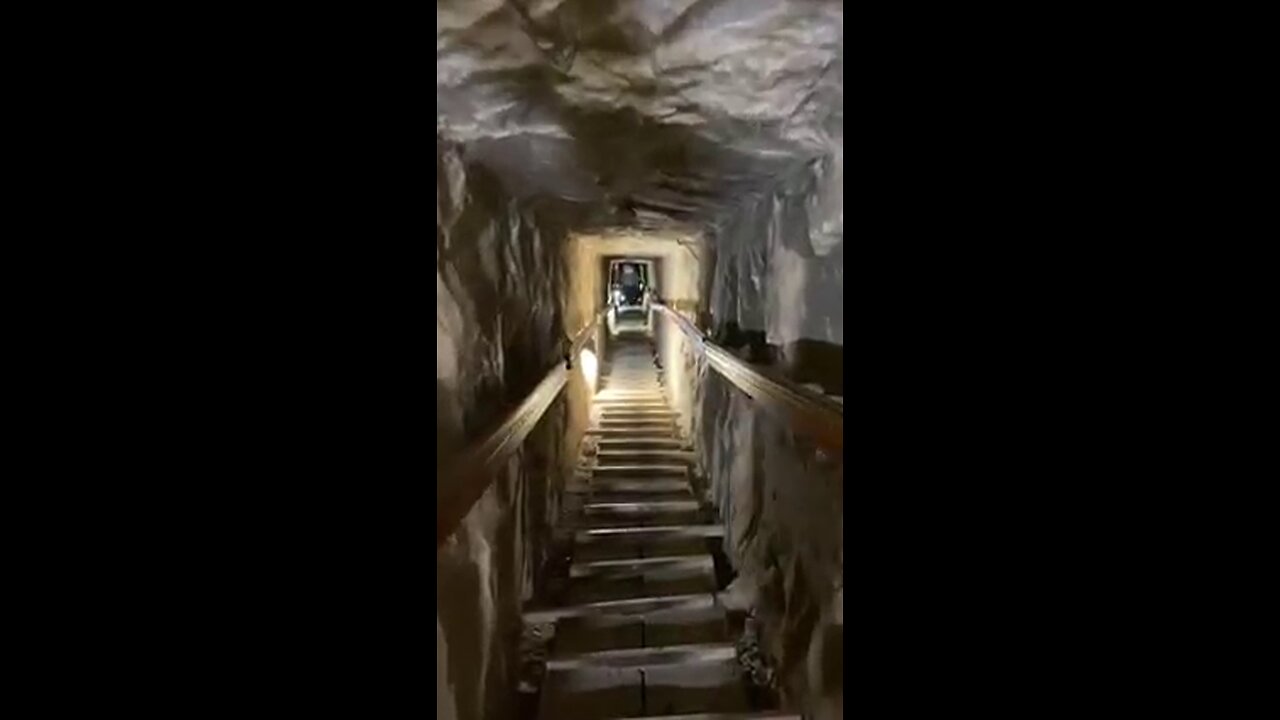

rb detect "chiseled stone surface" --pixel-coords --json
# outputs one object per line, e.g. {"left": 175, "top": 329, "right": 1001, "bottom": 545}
{"left": 644, "top": 659, "right": 751, "bottom": 716}
{"left": 540, "top": 666, "right": 644, "bottom": 720}
{"left": 696, "top": 375, "right": 844, "bottom": 719}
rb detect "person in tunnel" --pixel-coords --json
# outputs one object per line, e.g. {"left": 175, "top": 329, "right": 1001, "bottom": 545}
{"left": 611, "top": 262, "right": 645, "bottom": 308}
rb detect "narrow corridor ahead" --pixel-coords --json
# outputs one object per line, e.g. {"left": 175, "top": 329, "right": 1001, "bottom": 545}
{"left": 528, "top": 336, "right": 797, "bottom": 720}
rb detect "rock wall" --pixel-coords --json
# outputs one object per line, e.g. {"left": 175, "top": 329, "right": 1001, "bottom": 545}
{"left": 692, "top": 150, "right": 845, "bottom": 719}
{"left": 697, "top": 372, "right": 844, "bottom": 719}
{"left": 436, "top": 138, "right": 590, "bottom": 720}
{"left": 708, "top": 153, "right": 844, "bottom": 388}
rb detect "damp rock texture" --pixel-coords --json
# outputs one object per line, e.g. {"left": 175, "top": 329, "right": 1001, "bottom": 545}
{"left": 437, "top": 0, "right": 842, "bottom": 236}
{"left": 705, "top": 156, "right": 844, "bottom": 394}
{"left": 696, "top": 369, "right": 844, "bottom": 719}
{"left": 437, "top": 140, "right": 589, "bottom": 720}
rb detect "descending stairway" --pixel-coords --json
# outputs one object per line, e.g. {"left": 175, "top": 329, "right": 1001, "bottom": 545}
{"left": 526, "top": 335, "right": 797, "bottom": 720}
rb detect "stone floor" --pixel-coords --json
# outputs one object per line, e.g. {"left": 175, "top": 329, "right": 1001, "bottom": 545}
{"left": 525, "top": 336, "right": 799, "bottom": 720}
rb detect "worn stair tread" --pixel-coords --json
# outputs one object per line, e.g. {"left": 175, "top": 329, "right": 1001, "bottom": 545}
{"left": 538, "top": 665, "right": 643, "bottom": 720}
{"left": 573, "top": 502, "right": 702, "bottom": 528}
{"left": 588, "top": 427, "right": 680, "bottom": 437}
{"left": 594, "top": 399, "right": 669, "bottom": 405}
{"left": 643, "top": 660, "right": 752, "bottom": 716}
{"left": 572, "top": 525, "right": 724, "bottom": 561}
{"left": 565, "top": 486, "right": 691, "bottom": 497}
{"left": 597, "top": 438, "right": 687, "bottom": 449}
{"left": 597, "top": 448, "right": 693, "bottom": 458}
{"left": 570, "top": 554, "right": 713, "bottom": 578}
{"left": 576, "top": 525, "right": 724, "bottom": 540}
{"left": 593, "top": 452, "right": 691, "bottom": 462}
{"left": 551, "top": 604, "right": 728, "bottom": 654}
{"left": 594, "top": 464, "right": 689, "bottom": 476}
{"left": 552, "top": 614, "right": 643, "bottom": 654}
{"left": 546, "top": 641, "right": 736, "bottom": 669}
{"left": 584, "top": 500, "right": 700, "bottom": 513}
{"left": 538, "top": 661, "right": 756, "bottom": 720}
{"left": 574, "top": 539, "right": 711, "bottom": 561}
{"left": 524, "top": 593, "right": 720, "bottom": 623}
{"left": 570, "top": 511, "right": 702, "bottom": 530}
{"left": 619, "top": 707, "right": 798, "bottom": 712}
{"left": 595, "top": 455, "right": 695, "bottom": 468}
{"left": 579, "top": 493, "right": 697, "bottom": 507}
{"left": 642, "top": 606, "right": 732, "bottom": 646}
{"left": 572, "top": 531, "right": 721, "bottom": 559}
{"left": 566, "top": 478, "right": 692, "bottom": 494}
{"left": 594, "top": 459, "right": 694, "bottom": 470}
{"left": 598, "top": 436, "right": 685, "bottom": 445}
{"left": 567, "top": 564, "right": 715, "bottom": 602}
{"left": 555, "top": 601, "right": 726, "bottom": 634}
{"left": 538, "top": 360, "right": 792, "bottom": 720}
{"left": 591, "top": 461, "right": 686, "bottom": 468}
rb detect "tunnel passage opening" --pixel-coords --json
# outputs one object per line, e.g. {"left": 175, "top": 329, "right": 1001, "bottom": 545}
{"left": 603, "top": 255, "right": 660, "bottom": 338}
{"left": 566, "top": 230, "right": 704, "bottom": 432}
{"left": 606, "top": 258, "right": 652, "bottom": 309}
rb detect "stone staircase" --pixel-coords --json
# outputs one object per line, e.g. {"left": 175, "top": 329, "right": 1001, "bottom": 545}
{"left": 524, "top": 337, "right": 797, "bottom": 720}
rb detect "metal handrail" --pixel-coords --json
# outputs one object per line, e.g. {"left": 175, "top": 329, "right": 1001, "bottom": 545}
{"left": 437, "top": 310, "right": 605, "bottom": 547}
{"left": 653, "top": 302, "right": 843, "bottom": 453}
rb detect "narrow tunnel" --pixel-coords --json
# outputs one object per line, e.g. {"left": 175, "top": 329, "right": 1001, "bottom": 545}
{"left": 437, "top": 3, "right": 843, "bottom": 719}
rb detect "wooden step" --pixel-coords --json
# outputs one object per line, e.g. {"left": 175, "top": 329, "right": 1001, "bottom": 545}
{"left": 573, "top": 524, "right": 724, "bottom": 561}
{"left": 579, "top": 491, "right": 696, "bottom": 505}
{"left": 587, "top": 427, "right": 678, "bottom": 437}
{"left": 570, "top": 553, "right": 712, "bottom": 580}
{"left": 600, "top": 419, "right": 677, "bottom": 429}
{"left": 596, "top": 449, "right": 695, "bottom": 464}
{"left": 524, "top": 593, "right": 719, "bottom": 624}
{"left": 575, "top": 500, "right": 701, "bottom": 528}
{"left": 583, "top": 499, "right": 700, "bottom": 514}
{"left": 594, "top": 464, "right": 688, "bottom": 478}
{"left": 566, "top": 558, "right": 716, "bottom": 603}
{"left": 570, "top": 507, "right": 701, "bottom": 530}
{"left": 575, "top": 525, "right": 724, "bottom": 542}
{"left": 538, "top": 654, "right": 753, "bottom": 720}
{"left": 550, "top": 594, "right": 732, "bottom": 650}
{"left": 600, "top": 408, "right": 679, "bottom": 418}
{"left": 639, "top": 658, "right": 752, "bottom": 716}
{"left": 551, "top": 603, "right": 729, "bottom": 654}
{"left": 597, "top": 438, "right": 687, "bottom": 450}
{"left": 566, "top": 478, "right": 692, "bottom": 496}
{"left": 546, "top": 641, "right": 736, "bottom": 670}
{"left": 625, "top": 714, "right": 802, "bottom": 720}
{"left": 540, "top": 649, "right": 750, "bottom": 717}
{"left": 594, "top": 409, "right": 671, "bottom": 418}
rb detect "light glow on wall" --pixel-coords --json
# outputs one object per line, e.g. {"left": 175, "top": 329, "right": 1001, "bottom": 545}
{"left": 579, "top": 348, "right": 599, "bottom": 393}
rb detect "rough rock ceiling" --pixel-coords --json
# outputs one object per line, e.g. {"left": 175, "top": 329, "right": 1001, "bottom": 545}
{"left": 437, "top": 0, "right": 843, "bottom": 231}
